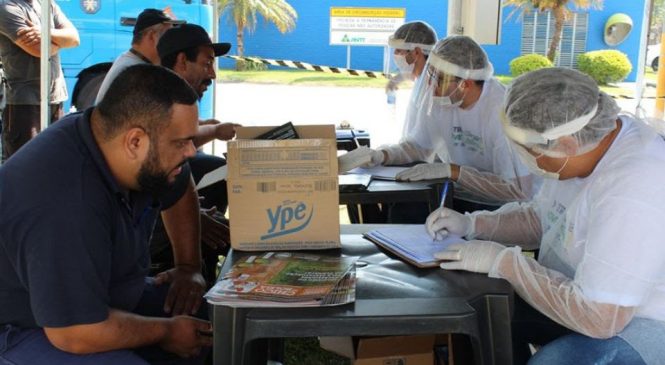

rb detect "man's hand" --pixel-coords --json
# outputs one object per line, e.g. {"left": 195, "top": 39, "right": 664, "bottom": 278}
{"left": 16, "top": 20, "right": 41, "bottom": 48}
{"left": 213, "top": 122, "right": 240, "bottom": 141}
{"left": 200, "top": 207, "right": 230, "bottom": 252}
{"left": 160, "top": 316, "right": 213, "bottom": 358}
{"left": 154, "top": 266, "right": 206, "bottom": 316}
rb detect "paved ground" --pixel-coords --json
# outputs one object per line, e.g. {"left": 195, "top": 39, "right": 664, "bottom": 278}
{"left": 209, "top": 81, "right": 659, "bottom": 156}
{"left": 208, "top": 82, "right": 413, "bottom": 155}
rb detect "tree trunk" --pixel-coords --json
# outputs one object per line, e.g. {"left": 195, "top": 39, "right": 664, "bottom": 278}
{"left": 547, "top": 6, "right": 566, "bottom": 63}
{"left": 236, "top": 25, "right": 244, "bottom": 58}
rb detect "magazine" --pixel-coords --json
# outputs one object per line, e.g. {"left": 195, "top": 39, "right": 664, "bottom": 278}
{"left": 205, "top": 252, "right": 358, "bottom": 307}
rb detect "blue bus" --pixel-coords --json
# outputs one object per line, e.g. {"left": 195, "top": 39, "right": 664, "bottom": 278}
{"left": 55, "top": 0, "right": 215, "bottom": 118}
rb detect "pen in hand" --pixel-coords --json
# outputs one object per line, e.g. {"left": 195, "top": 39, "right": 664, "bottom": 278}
{"left": 433, "top": 180, "right": 451, "bottom": 242}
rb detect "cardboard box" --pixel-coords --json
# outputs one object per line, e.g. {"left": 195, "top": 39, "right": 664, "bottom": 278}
{"left": 226, "top": 125, "right": 340, "bottom": 251}
{"left": 319, "top": 335, "right": 436, "bottom": 365}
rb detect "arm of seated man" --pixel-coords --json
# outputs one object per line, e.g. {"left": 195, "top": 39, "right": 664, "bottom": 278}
{"left": 44, "top": 309, "right": 212, "bottom": 356}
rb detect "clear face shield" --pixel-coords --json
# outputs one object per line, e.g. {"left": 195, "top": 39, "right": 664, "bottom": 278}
{"left": 413, "top": 65, "right": 465, "bottom": 116}
{"left": 388, "top": 36, "right": 433, "bottom": 80}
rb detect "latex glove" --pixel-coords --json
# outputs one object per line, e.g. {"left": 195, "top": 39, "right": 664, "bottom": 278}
{"left": 396, "top": 163, "right": 451, "bottom": 181}
{"left": 385, "top": 73, "right": 408, "bottom": 93}
{"left": 436, "top": 240, "right": 507, "bottom": 274}
{"left": 426, "top": 207, "right": 472, "bottom": 240}
{"left": 360, "top": 149, "right": 386, "bottom": 168}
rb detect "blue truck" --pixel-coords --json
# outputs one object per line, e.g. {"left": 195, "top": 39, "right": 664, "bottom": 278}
{"left": 55, "top": 0, "right": 215, "bottom": 118}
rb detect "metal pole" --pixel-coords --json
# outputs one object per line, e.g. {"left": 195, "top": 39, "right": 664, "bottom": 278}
{"left": 635, "top": 0, "right": 653, "bottom": 117}
{"left": 346, "top": 45, "right": 351, "bottom": 69}
{"left": 40, "top": 0, "right": 51, "bottom": 132}
{"left": 655, "top": 21, "right": 665, "bottom": 119}
{"left": 211, "top": 0, "right": 219, "bottom": 155}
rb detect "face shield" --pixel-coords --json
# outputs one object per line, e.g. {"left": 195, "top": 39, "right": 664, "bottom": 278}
{"left": 413, "top": 53, "right": 493, "bottom": 116}
{"left": 388, "top": 37, "right": 434, "bottom": 79}
{"left": 502, "top": 103, "right": 599, "bottom": 158}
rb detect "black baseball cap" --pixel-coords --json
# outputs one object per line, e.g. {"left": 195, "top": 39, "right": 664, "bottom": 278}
{"left": 133, "top": 9, "right": 185, "bottom": 35}
{"left": 157, "top": 23, "right": 231, "bottom": 59}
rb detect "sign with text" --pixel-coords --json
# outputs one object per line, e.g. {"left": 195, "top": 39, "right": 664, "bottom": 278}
{"left": 330, "top": 7, "right": 406, "bottom": 46}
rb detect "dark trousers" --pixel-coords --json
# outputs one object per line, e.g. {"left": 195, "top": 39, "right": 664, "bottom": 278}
{"left": 2, "top": 103, "right": 63, "bottom": 162}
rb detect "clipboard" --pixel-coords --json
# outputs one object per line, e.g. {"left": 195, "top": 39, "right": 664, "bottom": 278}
{"left": 363, "top": 226, "right": 465, "bottom": 268}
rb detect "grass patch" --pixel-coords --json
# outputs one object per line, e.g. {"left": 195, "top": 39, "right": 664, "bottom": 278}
{"left": 284, "top": 338, "right": 350, "bottom": 365}
{"left": 218, "top": 69, "right": 388, "bottom": 88}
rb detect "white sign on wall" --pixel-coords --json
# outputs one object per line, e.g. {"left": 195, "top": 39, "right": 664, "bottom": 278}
{"left": 330, "top": 7, "right": 406, "bottom": 46}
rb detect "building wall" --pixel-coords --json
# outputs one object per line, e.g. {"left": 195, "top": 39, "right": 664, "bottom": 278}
{"left": 218, "top": 0, "right": 646, "bottom": 81}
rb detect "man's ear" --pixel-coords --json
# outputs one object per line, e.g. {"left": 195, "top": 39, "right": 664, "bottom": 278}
{"left": 124, "top": 127, "right": 150, "bottom": 161}
{"left": 175, "top": 52, "right": 188, "bottom": 72}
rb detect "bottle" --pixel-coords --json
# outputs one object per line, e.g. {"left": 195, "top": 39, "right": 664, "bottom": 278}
{"left": 386, "top": 89, "right": 396, "bottom": 105}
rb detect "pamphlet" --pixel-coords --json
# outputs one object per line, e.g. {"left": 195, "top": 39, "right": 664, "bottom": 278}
{"left": 205, "top": 252, "right": 358, "bottom": 307}
{"left": 364, "top": 225, "right": 465, "bottom": 268}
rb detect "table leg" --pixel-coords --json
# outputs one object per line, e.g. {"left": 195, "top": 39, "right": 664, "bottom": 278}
{"left": 213, "top": 306, "right": 249, "bottom": 365}
{"left": 470, "top": 294, "right": 513, "bottom": 365}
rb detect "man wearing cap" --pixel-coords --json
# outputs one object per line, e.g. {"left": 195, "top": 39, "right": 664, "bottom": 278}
{"left": 0, "top": 0, "right": 80, "bottom": 161}
{"left": 95, "top": 8, "right": 183, "bottom": 103}
{"left": 156, "top": 23, "right": 237, "bottom": 283}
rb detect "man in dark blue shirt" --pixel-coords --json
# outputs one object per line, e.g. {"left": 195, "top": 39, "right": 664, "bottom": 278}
{"left": 0, "top": 65, "right": 211, "bottom": 364}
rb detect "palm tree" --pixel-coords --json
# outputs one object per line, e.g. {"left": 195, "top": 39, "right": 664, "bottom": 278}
{"left": 504, "top": 0, "right": 602, "bottom": 63}
{"left": 218, "top": 0, "right": 297, "bottom": 62}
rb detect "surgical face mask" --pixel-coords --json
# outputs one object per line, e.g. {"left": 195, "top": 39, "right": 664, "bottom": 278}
{"left": 394, "top": 54, "right": 415, "bottom": 76}
{"left": 432, "top": 95, "right": 462, "bottom": 108}
{"left": 513, "top": 143, "right": 568, "bottom": 180}
{"left": 433, "top": 82, "right": 464, "bottom": 108}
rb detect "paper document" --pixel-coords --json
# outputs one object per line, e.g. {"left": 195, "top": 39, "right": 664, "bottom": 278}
{"left": 338, "top": 146, "right": 373, "bottom": 173}
{"left": 195, "top": 165, "right": 227, "bottom": 190}
{"left": 348, "top": 166, "right": 410, "bottom": 181}
{"left": 364, "top": 225, "right": 465, "bottom": 268}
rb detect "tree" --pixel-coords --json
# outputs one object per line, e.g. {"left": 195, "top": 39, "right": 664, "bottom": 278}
{"left": 504, "top": 0, "right": 602, "bottom": 63}
{"left": 218, "top": 0, "right": 297, "bottom": 63}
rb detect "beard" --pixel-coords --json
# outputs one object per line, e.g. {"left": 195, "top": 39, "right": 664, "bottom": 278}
{"left": 137, "top": 147, "right": 173, "bottom": 195}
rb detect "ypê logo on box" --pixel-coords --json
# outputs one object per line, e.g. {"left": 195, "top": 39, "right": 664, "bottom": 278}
{"left": 260, "top": 200, "right": 314, "bottom": 240}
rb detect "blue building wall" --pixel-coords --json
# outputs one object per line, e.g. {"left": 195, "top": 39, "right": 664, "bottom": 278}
{"left": 218, "top": 0, "right": 645, "bottom": 81}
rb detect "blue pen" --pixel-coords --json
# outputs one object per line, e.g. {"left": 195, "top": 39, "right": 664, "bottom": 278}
{"left": 433, "top": 180, "right": 451, "bottom": 242}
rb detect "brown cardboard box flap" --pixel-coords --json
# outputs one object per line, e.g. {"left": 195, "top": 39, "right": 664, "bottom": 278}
{"left": 236, "top": 124, "right": 336, "bottom": 139}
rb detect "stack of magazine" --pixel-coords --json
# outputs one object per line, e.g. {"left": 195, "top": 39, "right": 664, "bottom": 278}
{"left": 205, "top": 252, "right": 358, "bottom": 307}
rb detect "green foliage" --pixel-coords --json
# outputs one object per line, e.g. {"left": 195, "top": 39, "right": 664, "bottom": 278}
{"left": 218, "top": 0, "right": 297, "bottom": 34}
{"left": 235, "top": 59, "right": 268, "bottom": 71}
{"left": 509, "top": 54, "right": 553, "bottom": 77}
{"left": 577, "top": 50, "right": 632, "bottom": 84}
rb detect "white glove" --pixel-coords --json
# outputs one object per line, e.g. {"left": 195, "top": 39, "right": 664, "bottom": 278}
{"left": 425, "top": 207, "right": 472, "bottom": 240}
{"left": 435, "top": 240, "right": 507, "bottom": 274}
{"left": 395, "top": 163, "right": 451, "bottom": 181}
{"left": 361, "top": 149, "right": 385, "bottom": 168}
{"left": 385, "top": 74, "right": 405, "bottom": 93}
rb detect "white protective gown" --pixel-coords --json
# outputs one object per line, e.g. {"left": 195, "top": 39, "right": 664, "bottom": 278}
{"left": 473, "top": 116, "right": 665, "bottom": 364}
{"left": 381, "top": 77, "right": 535, "bottom": 204}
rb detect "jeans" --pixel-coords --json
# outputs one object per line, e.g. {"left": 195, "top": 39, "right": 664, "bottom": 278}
{"left": 0, "top": 279, "right": 208, "bottom": 365}
{"left": 528, "top": 333, "right": 645, "bottom": 365}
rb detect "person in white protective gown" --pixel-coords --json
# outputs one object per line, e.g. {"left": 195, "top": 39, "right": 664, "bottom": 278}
{"left": 385, "top": 21, "right": 437, "bottom": 134}
{"left": 427, "top": 67, "right": 665, "bottom": 365}
{"left": 359, "top": 35, "right": 536, "bottom": 207}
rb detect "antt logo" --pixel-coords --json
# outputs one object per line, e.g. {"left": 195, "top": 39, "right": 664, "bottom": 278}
{"left": 260, "top": 200, "right": 314, "bottom": 240}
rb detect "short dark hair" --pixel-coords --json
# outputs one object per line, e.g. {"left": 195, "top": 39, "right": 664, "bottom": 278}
{"left": 96, "top": 64, "right": 198, "bottom": 139}
{"left": 160, "top": 46, "right": 199, "bottom": 70}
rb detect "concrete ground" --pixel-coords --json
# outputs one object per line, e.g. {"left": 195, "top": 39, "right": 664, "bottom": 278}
{"left": 209, "top": 81, "right": 661, "bottom": 157}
